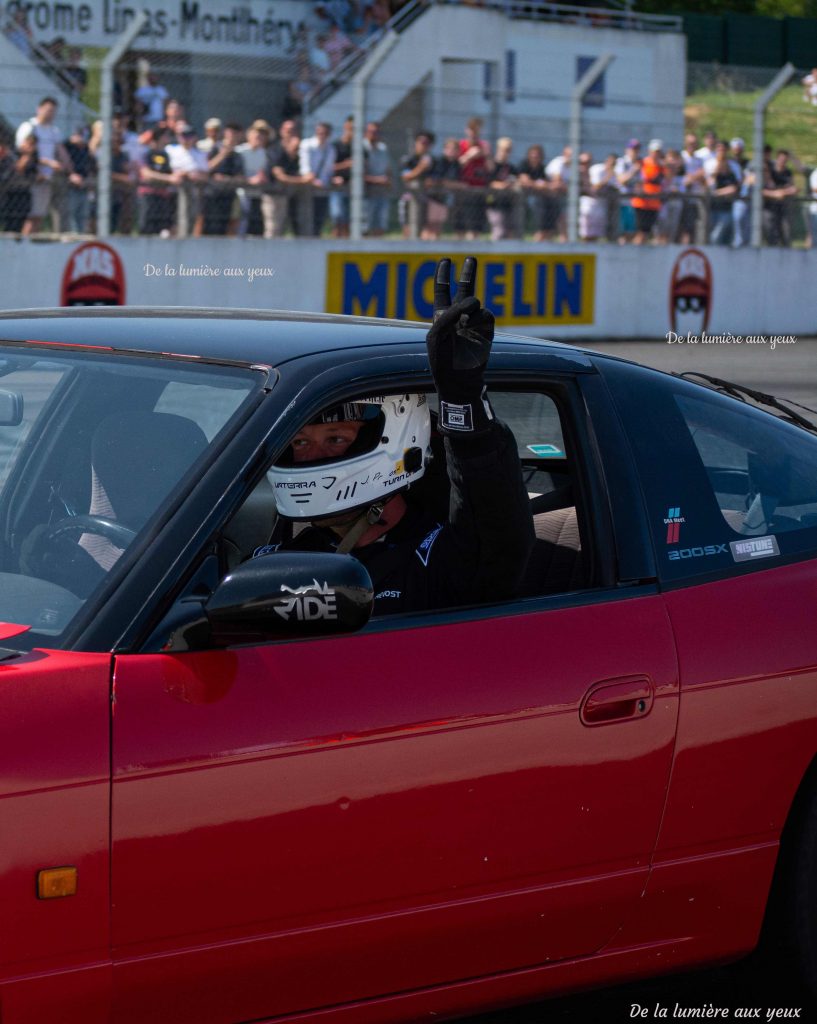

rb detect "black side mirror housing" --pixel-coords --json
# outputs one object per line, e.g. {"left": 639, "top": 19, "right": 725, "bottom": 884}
{"left": 204, "top": 552, "right": 373, "bottom": 647}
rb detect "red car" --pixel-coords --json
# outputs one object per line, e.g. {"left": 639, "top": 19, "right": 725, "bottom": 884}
{"left": 0, "top": 308, "right": 815, "bottom": 1023}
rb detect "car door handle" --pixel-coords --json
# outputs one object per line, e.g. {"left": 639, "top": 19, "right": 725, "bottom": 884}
{"left": 580, "top": 675, "right": 654, "bottom": 726}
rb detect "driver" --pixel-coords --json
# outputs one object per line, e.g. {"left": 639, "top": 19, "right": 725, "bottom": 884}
{"left": 261, "top": 256, "right": 535, "bottom": 615}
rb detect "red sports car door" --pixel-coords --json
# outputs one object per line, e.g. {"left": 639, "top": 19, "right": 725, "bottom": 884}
{"left": 111, "top": 591, "right": 678, "bottom": 1022}
{"left": 0, "top": 648, "right": 111, "bottom": 1023}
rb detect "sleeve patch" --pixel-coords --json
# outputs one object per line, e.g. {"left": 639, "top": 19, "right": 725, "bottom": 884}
{"left": 415, "top": 524, "right": 444, "bottom": 567}
{"left": 252, "top": 543, "right": 280, "bottom": 558}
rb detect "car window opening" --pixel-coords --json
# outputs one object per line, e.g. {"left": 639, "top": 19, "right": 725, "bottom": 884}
{"left": 0, "top": 346, "right": 259, "bottom": 646}
{"left": 222, "top": 388, "right": 595, "bottom": 618}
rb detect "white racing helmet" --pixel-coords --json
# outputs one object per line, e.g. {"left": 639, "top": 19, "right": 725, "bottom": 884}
{"left": 268, "top": 394, "right": 432, "bottom": 520}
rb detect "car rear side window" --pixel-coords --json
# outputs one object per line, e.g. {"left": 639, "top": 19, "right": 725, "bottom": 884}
{"left": 676, "top": 393, "right": 817, "bottom": 540}
{"left": 601, "top": 360, "right": 817, "bottom": 584}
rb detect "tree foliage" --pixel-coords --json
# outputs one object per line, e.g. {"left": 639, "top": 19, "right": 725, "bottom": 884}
{"left": 638, "top": 0, "right": 817, "bottom": 14}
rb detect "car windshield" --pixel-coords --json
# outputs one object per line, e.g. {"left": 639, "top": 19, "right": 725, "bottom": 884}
{"left": 0, "top": 345, "right": 261, "bottom": 649}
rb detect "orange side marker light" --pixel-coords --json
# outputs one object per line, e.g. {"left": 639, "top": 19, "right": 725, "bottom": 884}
{"left": 37, "top": 867, "right": 77, "bottom": 899}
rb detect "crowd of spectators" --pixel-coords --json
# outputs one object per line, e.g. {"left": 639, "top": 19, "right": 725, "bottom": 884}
{"left": 398, "top": 122, "right": 817, "bottom": 248}
{"left": 2, "top": 94, "right": 817, "bottom": 247}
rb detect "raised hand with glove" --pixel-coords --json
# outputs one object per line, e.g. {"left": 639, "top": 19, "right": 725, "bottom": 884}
{"left": 426, "top": 256, "right": 496, "bottom": 437}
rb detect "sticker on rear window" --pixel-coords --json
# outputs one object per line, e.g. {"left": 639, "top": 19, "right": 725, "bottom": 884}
{"left": 527, "top": 444, "right": 563, "bottom": 458}
{"left": 730, "top": 535, "right": 780, "bottom": 562}
{"left": 663, "top": 506, "right": 686, "bottom": 544}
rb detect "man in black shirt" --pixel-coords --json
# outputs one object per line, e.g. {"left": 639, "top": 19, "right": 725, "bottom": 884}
{"left": 261, "top": 257, "right": 535, "bottom": 616}
{"left": 399, "top": 130, "right": 435, "bottom": 238}
{"left": 517, "top": 144, "right": 553, "bottom": 241}
{"left": 138, "top": 127, "right": 178, "bottom": 236}
{"left": 204, "top": 123, "right": 245, "bottom": 235}
{"left": 271, "top": 132, "right": 311, "bottom": 236}
{"left": 763, "top": 148, "right": 799, "bottom": 247}
{"left": 0, "top": 134, "right": 37, "bottom": 232}
{"left": 330, "top": 115, "right": 354, "bottom": 237}
{"left": 64, "top": 126, "right": 96, "bottom": 233}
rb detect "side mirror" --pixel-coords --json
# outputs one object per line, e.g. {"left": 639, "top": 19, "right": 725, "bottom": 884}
{"left": 204, "top": 552, "right": 373, "bottom": 647}
{"left": 0, "top": 389, "right": 23, "bottom": 427}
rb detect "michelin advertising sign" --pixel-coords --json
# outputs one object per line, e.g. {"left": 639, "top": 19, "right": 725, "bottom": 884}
{"left": 325, "top": 253, "right": 595, "bottom": 327}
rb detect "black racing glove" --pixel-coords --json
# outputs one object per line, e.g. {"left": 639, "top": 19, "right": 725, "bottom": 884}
{"left": 426, "top": 256, "right": 495, "bottom": 437}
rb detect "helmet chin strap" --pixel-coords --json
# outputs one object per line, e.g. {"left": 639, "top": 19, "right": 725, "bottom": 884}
{"left": 335, "top": 502, "right": 385, "bottom": 554}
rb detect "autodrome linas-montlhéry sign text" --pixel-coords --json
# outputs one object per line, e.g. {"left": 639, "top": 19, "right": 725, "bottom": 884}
{"left": 3, "top": 0, "right": 307, "bottom": 55}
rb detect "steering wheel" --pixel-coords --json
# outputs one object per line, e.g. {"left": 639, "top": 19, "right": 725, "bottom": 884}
{"left": 20, "top": 514, "right": 137, "bottom": 599}
{"left": 37, "top": 514, "right": 137, "bottom": 549}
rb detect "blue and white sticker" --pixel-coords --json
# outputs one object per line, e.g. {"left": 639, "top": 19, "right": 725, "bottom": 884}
{"left": 527, "top": 444, "right": 564, "bottom": 458}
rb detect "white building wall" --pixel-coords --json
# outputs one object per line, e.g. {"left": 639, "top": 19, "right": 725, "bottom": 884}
{"left": 311, "top": 6, "right": 685, "bottom": 160}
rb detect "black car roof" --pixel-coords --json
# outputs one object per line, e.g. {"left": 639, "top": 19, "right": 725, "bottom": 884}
{"left": 0, "top": 307, "right": 595, "bottom": 372}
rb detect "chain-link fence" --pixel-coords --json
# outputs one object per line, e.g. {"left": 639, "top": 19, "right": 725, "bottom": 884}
{"left": 685, "top": 60, "right": 817, "bottom": 248}
{"left": 1, "top": 0, "right": 815, "bottom": 248}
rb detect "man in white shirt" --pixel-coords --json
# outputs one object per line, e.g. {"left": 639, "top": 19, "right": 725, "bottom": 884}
{"left": 808, "top": 166, "right": 817, "bottom": 248}
{"left": 694, "top": 129, "right": 717, "bottom": 163}
{"left": 581, "top": 153, "right": 617, "bottom": 241}
{"left": 167, "top": 124, "right": 209, "bottom": 236}
{"left": 167, "top": 124, "right": 209, "bottom": 177}
{"left": 16, "top": 96, "right": 71, "bottom": 235}
{"left": 678, "top": 133, "right": 707, "bottom": 244}
{"left": 299, "top": 122, "right": 336, "bottom": 235}
{"left": 237, "top": 120, "right": 273, "bottom": 237}
{"left": 546, "top": 145, "right": 572, "bottom": 241}
{"left": 802, "top": 68, "right": 817, "bottom": 107}
{"left": 197, "top": 118, "right": 222, "bottom": 154}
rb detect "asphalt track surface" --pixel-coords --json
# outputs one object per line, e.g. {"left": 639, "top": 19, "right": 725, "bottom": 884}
{"left": 460, "top": 336, "right": 817, "bottom": 1024}
{"left": 578, "top": 336, "right": 817, "bottom": 412}
{"left": 461, "top": 950, "right": 815, "bottom": 1024}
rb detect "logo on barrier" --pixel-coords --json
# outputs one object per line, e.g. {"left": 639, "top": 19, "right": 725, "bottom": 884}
{"left": 61, "top": 242, "right": 126, "bottom": 306}
{"left": 326, "top": 253, "right": 595, "bottom": 327}
{"left": 669, "top": 248, "right": 711, "bottom": 336}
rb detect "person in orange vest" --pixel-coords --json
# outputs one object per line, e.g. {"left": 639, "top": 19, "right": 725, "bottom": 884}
{"left": 631, "top": 138, "right": 665, "bottom": 245}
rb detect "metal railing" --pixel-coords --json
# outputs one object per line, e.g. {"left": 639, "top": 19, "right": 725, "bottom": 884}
{"left": 4, "top": 175, "right": 814, "bottom": 249}
{"left": 478, "top": 0, "right": 681, "bottom": 31}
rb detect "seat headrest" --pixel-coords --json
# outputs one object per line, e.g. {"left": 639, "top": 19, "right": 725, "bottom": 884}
{"left": 91, "top": 411, "right": 208, "bottom": 527}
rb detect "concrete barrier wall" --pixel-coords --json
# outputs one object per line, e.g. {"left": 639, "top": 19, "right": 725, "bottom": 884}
{"left": 3, "top": 237, "right": 815, "bottom": 341}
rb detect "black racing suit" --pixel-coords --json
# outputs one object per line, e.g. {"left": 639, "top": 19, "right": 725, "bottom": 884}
{"left": 255, "top": 421, "right": 534, "bottom": 617}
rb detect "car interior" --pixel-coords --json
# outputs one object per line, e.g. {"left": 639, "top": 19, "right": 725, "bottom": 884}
{"left": 0, "top": 351, "right": 253, "bottom": 635}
